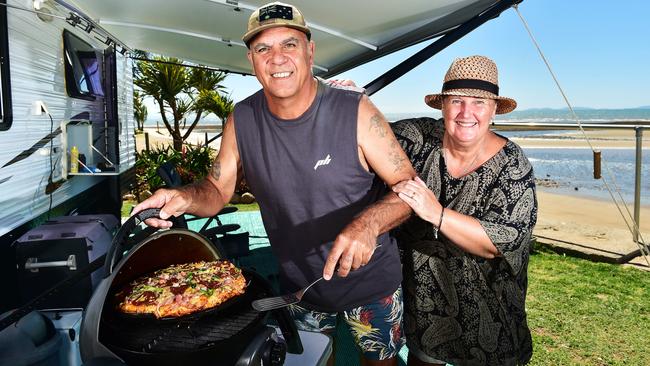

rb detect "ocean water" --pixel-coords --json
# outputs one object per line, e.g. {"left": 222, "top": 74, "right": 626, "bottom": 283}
{"left": 385, "top": 107, "right": 650, "bottom": 125}
{"left": 496, "top": 108, "right": 650, "bottom": 124}
{"left": 523, "top": 147, "right": 650, "bottom": 204}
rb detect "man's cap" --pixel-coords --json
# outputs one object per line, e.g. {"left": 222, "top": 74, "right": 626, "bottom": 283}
{"left": 242, "top": 2, "right": 311, "bottom": 46}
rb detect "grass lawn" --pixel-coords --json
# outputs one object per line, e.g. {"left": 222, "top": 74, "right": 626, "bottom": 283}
{"left": 527, "top": 246, "right": 649, "bottom": 365}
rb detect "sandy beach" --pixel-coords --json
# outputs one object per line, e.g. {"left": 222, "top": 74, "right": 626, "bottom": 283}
{"left": 136, "top": 126, "right": 222, "bottom": 151}
{"left": 534, "top": 190, "right": 649, "bottom": 263}
{"left": 136, "top": 126, "right": 650, "bottom": 268}
{"left": 509, "top": 128, "right": 650, "bottom": 149}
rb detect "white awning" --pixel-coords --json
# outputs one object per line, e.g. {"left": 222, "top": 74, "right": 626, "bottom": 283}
{"left": 64, "top": 0, "right": 512, "bottom": 77}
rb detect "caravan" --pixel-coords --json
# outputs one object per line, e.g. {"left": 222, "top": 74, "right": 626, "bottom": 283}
{"left": 0, "top": 0, "right": 135, "bottom": 311}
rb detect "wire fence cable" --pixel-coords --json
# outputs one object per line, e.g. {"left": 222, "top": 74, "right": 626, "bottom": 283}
{"left": 513, "top": 4, "right": 649, "bottom": 265}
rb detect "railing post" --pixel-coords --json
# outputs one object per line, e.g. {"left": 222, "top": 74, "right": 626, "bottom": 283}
{"left": 593, "top": 150, "right": 601, "bottom": 179}
{"left": 633, "top": 127, "right": 643, "bottom": 243}
{"left": 144, "top": 132, "right": 150, "bottom": 152}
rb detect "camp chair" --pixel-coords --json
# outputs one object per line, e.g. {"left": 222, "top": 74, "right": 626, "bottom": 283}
{"left": 156, "top": 162, "right": 248, "bottom": 262}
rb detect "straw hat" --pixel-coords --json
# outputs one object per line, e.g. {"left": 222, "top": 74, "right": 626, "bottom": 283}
{"left": 242, "top": 2, "right": 311, "bottom": 46}
{"left": 424, "top": 55, "right": 517, "bottom": 114}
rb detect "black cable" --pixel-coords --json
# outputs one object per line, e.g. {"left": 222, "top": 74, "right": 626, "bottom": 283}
{"left": 47, "top": 112, "right": 54, "bottom": 219}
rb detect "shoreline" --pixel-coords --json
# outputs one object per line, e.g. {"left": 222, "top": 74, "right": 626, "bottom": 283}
{"left": 136, "top": 127, "right": 222, "bottom": 150}
{"left": 510, "top": 128, "right": 650, "bottom": 149}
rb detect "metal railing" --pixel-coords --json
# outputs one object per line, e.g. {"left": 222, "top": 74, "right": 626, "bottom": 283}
{"left": 492, "top": 122, "right": 648, "bottom": 247}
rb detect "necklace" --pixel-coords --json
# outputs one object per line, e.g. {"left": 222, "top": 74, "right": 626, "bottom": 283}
{"left": 442, "top": 143, "right": 483, "bottom": 177}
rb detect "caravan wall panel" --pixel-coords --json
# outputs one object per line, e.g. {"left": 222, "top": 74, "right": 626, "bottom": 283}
{"left": 116, "top": 53, "right": 135, "bottom": 170}
{"left": 0, "top": 0, "right": 135, "bottom": 237}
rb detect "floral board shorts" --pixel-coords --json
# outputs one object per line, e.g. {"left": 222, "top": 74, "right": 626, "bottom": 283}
{"left": 288, "top": 285, "right": 404, "bottom": 361}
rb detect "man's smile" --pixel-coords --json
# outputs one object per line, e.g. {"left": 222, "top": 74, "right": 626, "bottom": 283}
{"left": 271, "top": 71, "right": 293, "bottom": 78}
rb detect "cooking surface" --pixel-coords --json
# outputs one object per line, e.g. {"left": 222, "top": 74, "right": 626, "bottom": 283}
{"left": 100, "top": 270, "right": 269, "bottom": 355}
{"left": 40, "top": 309, "right": 332, "bottom": 366}
{"left": 102, "top": 301, "right": 262, "bottom": 353}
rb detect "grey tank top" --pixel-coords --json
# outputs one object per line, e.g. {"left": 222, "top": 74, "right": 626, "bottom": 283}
{"left": 234, "top": 81, "right": 401, "bottom": 311}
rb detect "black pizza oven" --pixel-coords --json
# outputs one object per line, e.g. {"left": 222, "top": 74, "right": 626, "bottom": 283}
{"left": 80, "top": 209, "right": 302, "bottom": 366}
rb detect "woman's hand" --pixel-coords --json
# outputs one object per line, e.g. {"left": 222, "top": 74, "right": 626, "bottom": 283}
{"left": 326, "top": 78, "right": 357, "bottom": 87}
{"left": 392, "top": 176, "right": 442, "bottom": 224}
{"left": 325, "top": 79, "right": 366, "bottom": 93}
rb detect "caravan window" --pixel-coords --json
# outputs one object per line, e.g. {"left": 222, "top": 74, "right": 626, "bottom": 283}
{"left": 0, "top": 0, "right": 11, "bottom": 131}
{"left": 63, "top": 30, "right": 104, "bottom": 100}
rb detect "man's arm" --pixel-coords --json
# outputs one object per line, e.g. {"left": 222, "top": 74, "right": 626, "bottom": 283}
{"left": 132, "top": 114, "right": 241, "bottom": 228}
{"left": 323, "top": 95, "right": 416, "bottom": 279}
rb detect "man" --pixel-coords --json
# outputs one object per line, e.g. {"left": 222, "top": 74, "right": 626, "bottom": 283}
{"left": 134, "top": 2, "right": 415, "bottom": 364}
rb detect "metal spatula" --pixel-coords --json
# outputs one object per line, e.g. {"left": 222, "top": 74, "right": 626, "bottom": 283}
{"left": 252, "top": 275, "right": 324, "bottom": 311}
{"left": 252, "top": 245, "right": 380, "bottom": 312}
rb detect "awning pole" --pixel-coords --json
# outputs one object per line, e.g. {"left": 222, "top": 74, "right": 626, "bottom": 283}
{"left": 364, "top": 0, "right": 522, "bottom": 96}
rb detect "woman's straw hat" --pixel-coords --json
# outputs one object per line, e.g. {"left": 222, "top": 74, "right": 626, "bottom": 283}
{"left": 424, "top": 55, "right": 517, "bottom": 114}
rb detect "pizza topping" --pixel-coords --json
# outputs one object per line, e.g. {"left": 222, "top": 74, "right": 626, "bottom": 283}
{"left": 133, "top": 291, "right": 157, "bottom": 305}
{"left": 116, "top": 260, "right": 246, "bottom": 318}
{"left": 170, "top": 284, "right": 189, "bottom": 295}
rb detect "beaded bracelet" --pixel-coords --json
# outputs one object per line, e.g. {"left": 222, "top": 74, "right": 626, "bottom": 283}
{"left": 433, "top": 207, "right": 445, "bottom": 239}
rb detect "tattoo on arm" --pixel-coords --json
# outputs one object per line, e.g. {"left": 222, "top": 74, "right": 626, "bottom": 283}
{"left": 366, "top": 112, "right": 410, "bottom": 173}
{"left": 369, "top": 114, "right": 387, "bottom": 138}
{"left": 389, "top": 151, "right": 406, "bottom": 173}
{"left": 211, "top": 161, "right": 221, "bottom": 181}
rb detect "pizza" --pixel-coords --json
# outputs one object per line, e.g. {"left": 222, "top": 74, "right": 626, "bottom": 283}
{"left": 115, "top": 260, "right": 246, "bottom": 318}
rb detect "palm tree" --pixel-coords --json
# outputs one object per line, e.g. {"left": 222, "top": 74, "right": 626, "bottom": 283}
{"left": 134, "top": 55, "right": 233, "bottom": 150}
{"left": 133, "top": 90, "right": 147, "bottom": 132}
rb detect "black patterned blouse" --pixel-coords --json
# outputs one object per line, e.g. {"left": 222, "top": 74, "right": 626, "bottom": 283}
{"left": 391, "top": 117, "right": 537, "bottom": 366}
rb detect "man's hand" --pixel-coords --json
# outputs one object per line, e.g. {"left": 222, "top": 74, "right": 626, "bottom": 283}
{"left": 323, "top": 218, "right": 379, "bottom": 280}
{"left": 132, "top": 188, "right": 192, "bottom": 228}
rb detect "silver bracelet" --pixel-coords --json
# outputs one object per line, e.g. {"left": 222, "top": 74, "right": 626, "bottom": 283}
{"left": 433, "top": 207, "right": 445, "bottom": 239}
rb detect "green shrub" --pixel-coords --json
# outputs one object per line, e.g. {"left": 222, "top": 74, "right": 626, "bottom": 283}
{"left": 132, "top": 144, "right": 216, "bottom": 201}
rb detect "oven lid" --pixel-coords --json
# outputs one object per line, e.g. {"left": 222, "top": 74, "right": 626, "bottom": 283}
{"left": 109, "top": 229, "right": 223, "bottom": 293}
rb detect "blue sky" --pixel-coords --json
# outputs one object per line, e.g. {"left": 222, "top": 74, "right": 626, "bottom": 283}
{"left": 221, "top": 0, "right": 650, "bottom": 113}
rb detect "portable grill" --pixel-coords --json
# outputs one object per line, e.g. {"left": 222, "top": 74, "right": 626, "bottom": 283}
{"left": 80, "top": 209, "right": 302, "bottom": 366}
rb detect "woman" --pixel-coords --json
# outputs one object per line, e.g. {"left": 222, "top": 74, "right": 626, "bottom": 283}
{"left": 391, "top": 55, "right": 537, "bottom": 366}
